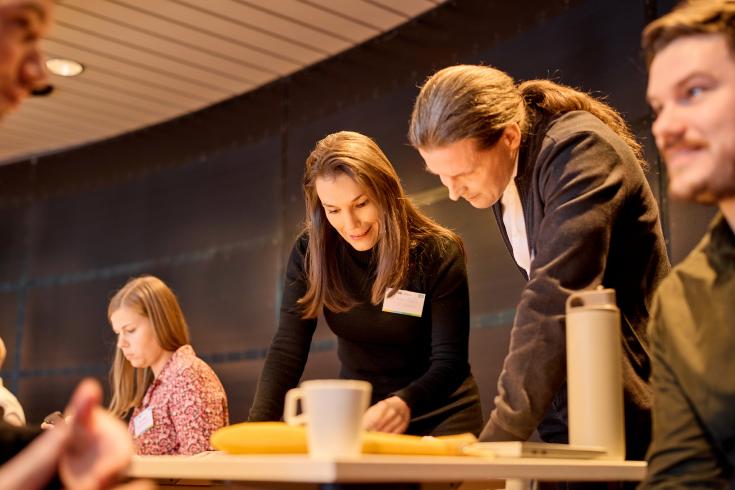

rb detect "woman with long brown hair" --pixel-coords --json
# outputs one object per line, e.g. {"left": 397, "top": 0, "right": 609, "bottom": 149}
{"left": 249, "top": 131, "right": 483, "bottom": 436}
{"left": 108, "top": 275, "right": 228, "bottom": 454}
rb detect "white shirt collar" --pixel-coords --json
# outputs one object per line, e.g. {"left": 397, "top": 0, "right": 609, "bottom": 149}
{"left": 499, "top": 151, "right": 531, "bottom": 276}
{"left": 503, "top": 152, "right": 520, "bottom": 194}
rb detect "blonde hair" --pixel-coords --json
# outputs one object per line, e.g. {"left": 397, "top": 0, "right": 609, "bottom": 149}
{"left": 299, "top": 131, "right": 464, "bottom": 318}
{"left": 107, "top": 275, "right": 190, "bottom": 418}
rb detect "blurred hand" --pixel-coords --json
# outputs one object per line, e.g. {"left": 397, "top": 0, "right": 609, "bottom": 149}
{"left": 58, "top": 378, "right": 135, "bottom": 490}
{"left": 362, "top": 396, "right": 410, "bottom": 434}
{"left": 0, "top": 378, "right": 145, "bottom": 490}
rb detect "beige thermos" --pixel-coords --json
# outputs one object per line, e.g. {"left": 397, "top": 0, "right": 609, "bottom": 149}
{"left": 565, "top": 288, "right": 625, "bottom": 460}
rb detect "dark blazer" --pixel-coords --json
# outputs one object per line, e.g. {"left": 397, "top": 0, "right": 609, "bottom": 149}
{"left": 481, "top": 109, "right": 671, "bottom": 460}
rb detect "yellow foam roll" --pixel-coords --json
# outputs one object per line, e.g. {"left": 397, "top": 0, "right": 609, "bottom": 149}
{"left": 363, "top": 431, "right": 476, "bottom": 456}
{"left": 211, "top": 422, "right": 476, "bottom": 456}
{"left": 211, "top": 422, "right": 308, "bottom": 454}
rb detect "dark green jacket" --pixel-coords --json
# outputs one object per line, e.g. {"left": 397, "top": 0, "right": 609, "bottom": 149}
{"left": 642, "top": 214, "right": 735, "bottom": 489}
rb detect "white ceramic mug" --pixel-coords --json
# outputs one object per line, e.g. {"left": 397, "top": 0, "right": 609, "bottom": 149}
{"left": 284, "top": 379, "right": 371, "bottom": 459}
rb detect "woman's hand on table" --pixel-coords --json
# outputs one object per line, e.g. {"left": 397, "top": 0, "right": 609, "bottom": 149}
{"left": 41, "top": 411, "right": 71, "bottom": 430}
{"left": 362, "top": 396, "right": 410, "bottom": 434}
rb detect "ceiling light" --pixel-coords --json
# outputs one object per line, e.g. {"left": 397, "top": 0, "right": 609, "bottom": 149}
{"left": 46, "top": 58, "right": 84, "bottom": 77}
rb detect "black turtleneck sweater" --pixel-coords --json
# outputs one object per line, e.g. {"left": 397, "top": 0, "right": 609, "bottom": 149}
{"left": 248, "top": 232, "right": 482, "bottom": 436}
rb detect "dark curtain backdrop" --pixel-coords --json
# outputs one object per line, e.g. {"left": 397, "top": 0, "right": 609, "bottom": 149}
{"left": 0, "top": 0, "right": 713, "bottom": 424}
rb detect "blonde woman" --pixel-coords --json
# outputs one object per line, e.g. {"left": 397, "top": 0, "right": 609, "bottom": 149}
{"left": 108, "top": 276, "right": 228, "bottom": 455}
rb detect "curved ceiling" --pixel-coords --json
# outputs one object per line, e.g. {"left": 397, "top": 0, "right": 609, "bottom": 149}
{"left": 0, "top": 0, "right": 443, "bottom": 166}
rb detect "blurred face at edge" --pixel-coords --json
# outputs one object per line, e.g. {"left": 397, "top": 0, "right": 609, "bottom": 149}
{"left": 648, "top": 33, "right": 735, "bottom": 204}
{"left": 0, "top": 0, "right": 52, "bottom": 119}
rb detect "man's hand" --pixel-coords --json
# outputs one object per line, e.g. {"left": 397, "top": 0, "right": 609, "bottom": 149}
{"left": 361, "top": 396, "right": 411, "bottom": 434}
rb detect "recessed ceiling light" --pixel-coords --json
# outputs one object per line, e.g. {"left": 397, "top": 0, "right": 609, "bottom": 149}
{"left": 46, "top": 58, "right": 84, "bottom": 77}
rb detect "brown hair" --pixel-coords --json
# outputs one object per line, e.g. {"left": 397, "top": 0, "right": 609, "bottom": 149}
{"left": 408, "top": 64, "right": 645, "bottom": 169}
{"left": 299, "top": 131, "right": 463, "bottom": 318}
{"left": 108, "top": 275, "right": 190, "bottom": 418}
{"left": 642, "top": 0, "right": 735, "bottom": 66}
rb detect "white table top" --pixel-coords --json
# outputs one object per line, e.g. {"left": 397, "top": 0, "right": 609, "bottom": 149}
{"left": 128, "top": 452, "right": 647, "bottom": 484}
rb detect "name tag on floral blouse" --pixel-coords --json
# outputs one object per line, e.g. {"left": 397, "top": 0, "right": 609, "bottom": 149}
{"left": 382, "top": 289, "right": 425, "bottom": 317}
{"left": 133, "top": 407, "right": 154, "bottom": 437}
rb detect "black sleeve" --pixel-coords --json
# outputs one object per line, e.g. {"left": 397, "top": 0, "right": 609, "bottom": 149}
{"left": 248, "top": 236, "right": 317, "bottom": 421}
{"left": 393, "top": 238, "right": 471, "bottom": 413}
{"left": 482, "top": 130, "right": 633, "bottom": 440}
{"left": 0, "top": 422, "right": 63, "bottom": 489}
{"left": 0, "top": 421, "right": 43, "bottom": 465}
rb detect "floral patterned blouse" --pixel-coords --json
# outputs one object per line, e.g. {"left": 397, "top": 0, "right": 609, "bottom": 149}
{"left": 129, "top": 344, "right": 228, "bottom": 455}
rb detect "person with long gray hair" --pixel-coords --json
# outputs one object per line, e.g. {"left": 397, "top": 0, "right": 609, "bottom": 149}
{"left": 249, "top": 131, "right": 483, "bottom": 436}
{"left": 409, "top": 65, "right": 670, "bottom": 461}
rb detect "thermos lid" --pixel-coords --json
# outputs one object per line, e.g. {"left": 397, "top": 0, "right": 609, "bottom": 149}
{"left": 566, "top": 287, "right": 617, "bottom": 311}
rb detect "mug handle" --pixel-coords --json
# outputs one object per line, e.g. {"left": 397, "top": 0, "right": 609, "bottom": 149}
{"left": 284, "top": 387, "right": 306, "bottom": 426}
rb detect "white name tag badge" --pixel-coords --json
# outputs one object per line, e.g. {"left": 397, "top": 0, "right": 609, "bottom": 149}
{"left": 133, "top": 407, "right": 154, "bottom": 437}
{"left": 382, "top": 289, "right": 425, "bottom": 317}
